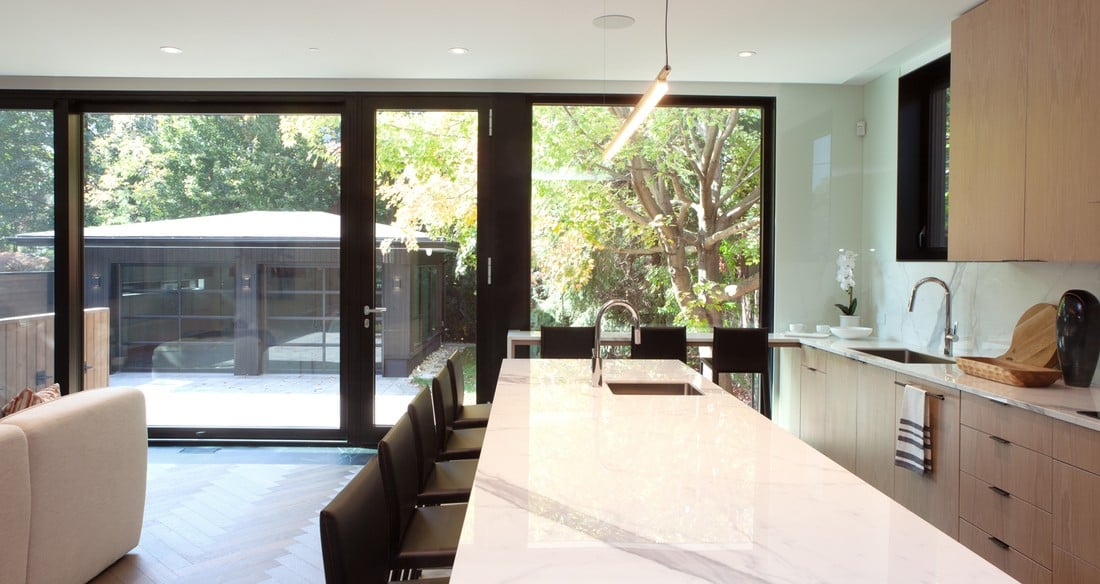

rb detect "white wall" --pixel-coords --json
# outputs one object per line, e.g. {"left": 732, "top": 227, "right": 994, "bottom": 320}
{"left": 772, "top": 84, "right": 866, "bottom": 332}
{"left": 860, "top": 69, "right": 1100, "bottom": 384}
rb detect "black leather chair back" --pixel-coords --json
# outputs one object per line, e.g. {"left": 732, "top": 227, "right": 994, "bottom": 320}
{"left": 630, "top": 326, "right": 688, "bottom": 362}
{"left": 319, "top": 457, "right": 390, "bottom": 584}
{"left": 540, "top": 326, "right": 596, "bottom": 358}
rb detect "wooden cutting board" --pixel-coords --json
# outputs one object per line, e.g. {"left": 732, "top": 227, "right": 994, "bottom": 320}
{"left": 998, "top": 303, "right": 1059, "bottom": 368}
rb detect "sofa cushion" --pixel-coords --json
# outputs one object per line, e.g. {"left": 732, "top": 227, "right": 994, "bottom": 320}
{"left": 0, "top": 425, "right": 30, "bottom": 584}
{"left": 1, "top": 384, "right": 61, "bottom": 417}
{"left": 1, "top": 387, "right": 147, "bottom": 584}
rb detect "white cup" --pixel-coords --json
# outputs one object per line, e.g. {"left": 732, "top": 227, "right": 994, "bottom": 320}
{"left": 816, "top": 324, "right": 831, "bottom": 334}
{"left": 789, "top": 323, "right": 805, "bottom": 333}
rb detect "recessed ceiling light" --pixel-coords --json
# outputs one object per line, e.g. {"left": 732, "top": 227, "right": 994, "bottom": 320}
{"left": 448, "top": 47, "right": 469, "bottom": 55}
{"left": 738, "top": 50, "right": 757, "bottom": 58}
{"left": 159, "top": 46, "right": 183, "bottom": 55}
{"left": 592, "top": 14, "right": 635, "bottom": 30}
{"left": 308, "top": 47, "right": 321, "bottom": 53}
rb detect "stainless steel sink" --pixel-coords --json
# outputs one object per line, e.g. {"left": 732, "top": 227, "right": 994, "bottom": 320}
{"left": 605, "top": 381, "right": 703, "bottom": 396}
{"left": 853, "top": 348, "right": 954, "bottom": 365}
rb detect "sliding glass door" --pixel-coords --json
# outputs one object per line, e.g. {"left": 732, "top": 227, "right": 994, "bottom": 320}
{"left": 364, "top": 98, "right": 485, "bottom": 435}
{"left": 79, "top": 108, "right": 346, "bottom": 436}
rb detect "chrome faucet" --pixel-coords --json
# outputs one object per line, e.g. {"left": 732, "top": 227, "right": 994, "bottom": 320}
{"left": 592, "top": 299, "right": 641, "bottom": 386}
{"left": 908, "top": 276, "right": 958, "bottom": 357}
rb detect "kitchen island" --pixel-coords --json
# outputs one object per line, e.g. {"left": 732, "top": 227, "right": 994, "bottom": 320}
{"left": 449, "top": 358, "right": 1012, "bottom": 583}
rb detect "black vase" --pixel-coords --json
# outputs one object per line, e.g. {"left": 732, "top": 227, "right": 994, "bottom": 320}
{"left": 1056, "top": 289, "right": 1100, "bottom": 388}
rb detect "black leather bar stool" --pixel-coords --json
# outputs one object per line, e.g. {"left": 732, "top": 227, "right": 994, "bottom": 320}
{"left": 407, "top": 388, "right": 476, "bottom": 505}
{"left": 431, "top": 368, "right": 484, "bottom": 461}
{"left": 630, "top": 326, "right": 688, "bottom": 362}
{"left": 539, "top": 326, "right": 596, "bottom": 358}
{"left": 447, "top": 351, "right": 490, "bottom": 429}
{"left": 705, "top": 327, "right": 770, "bottom": 408}
{"left": 377, "top": 414, "right": 467, "bottom": 573}
{"left": 319, "top": 457, "right": 450, "bottom": 584}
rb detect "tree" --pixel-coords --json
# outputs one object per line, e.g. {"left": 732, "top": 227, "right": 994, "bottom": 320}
{"left": 0, "top": 109, "right": 54, "bottom": 254}
{"left": 84, "top": 113, "right": 341, "bottom": 225}
{"left": 532, "top": 105, "right": 763, "bottom": 328}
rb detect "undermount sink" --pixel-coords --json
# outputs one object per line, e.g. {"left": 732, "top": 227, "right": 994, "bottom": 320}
{"left": 605, "top": 381, "right": 703, "bottom": 396}
{"left": 853, "top": 348, "right": 954, "bottom": 365}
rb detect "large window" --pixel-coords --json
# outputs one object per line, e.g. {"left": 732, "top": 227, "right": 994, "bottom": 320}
{"left": 82, "top": 111, "right": 344, "bottom": 429}
{"left": 531, "top": 102, "right": 766, "bottom": 331}
{"left": 898, "top": 54, "right": 951, "bottom": 261}
{"left": 0, "top": 108, "right": 57, "bottom": 400}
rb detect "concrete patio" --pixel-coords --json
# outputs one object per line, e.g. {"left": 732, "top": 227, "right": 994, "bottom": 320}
{"left": 112, "top": 371, "right": 422, "bottom": 428}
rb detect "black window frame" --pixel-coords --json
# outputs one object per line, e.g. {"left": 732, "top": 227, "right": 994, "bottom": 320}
{"left": 897, "top": 54, "right": 950, "bottom": 261}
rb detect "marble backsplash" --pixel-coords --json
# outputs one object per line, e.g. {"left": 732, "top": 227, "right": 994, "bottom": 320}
{"left": 864, "top": 258, "right": 1100, "bottom": 386}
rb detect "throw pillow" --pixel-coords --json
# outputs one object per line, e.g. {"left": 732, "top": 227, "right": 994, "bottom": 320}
{"left": 1, "top": 383, "right": 61, "bottom": 417}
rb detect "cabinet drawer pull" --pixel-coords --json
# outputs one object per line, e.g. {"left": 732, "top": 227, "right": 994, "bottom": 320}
{"left": 988, "top": 485, "right": 1011, "bottom": 498}
{"left": 986, "top": 396, "right": 1010, "bottom": 406}
{"left": 989, "top": 435, "right": 1011, "bottom": 445}
{"left": 988, "top": 536, "right": 1010, "bottom": 550}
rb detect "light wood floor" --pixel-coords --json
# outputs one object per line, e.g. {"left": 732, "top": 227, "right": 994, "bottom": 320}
{"left": 90, "top": 446, "right": 371, "bottom": 584}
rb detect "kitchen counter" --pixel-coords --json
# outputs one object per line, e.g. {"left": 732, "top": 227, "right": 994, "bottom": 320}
{"left": 449, "top": 358, "right": 1012, "bottom": 583}
{"left": 792, "top": 336, "right": 1100, "bottom": 432}
{"left": 506, "top": 329, "right": 800, "bottom": 358}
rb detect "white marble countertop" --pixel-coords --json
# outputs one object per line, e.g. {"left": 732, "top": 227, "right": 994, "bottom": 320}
{"left": 505, "top": 329, "right": 800, "bottom": 358}
{"left": 449, "top": 358, "right": 1012, "bottom": 583}
{"left": 793, "top": 336, "right": 1100, "bottom": 432}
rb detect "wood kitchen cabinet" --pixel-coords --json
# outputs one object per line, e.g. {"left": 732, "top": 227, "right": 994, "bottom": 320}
{"left": 855, "top": 362, "right": 896, "bottom": 496}
{"left": 822, "top": 354, "right": 858, "bottom": 472}
{"left": 950, "top": 0, "right": 1100, "bottom": 261}
{"left": 1023, "top": 0, "right": 1100, "bottom": 261}
{"left": 949, "top": 0, "right": 1028, "bottom": 261}
{"left": 959, "top": 392, "right": 1053, "bottom": 581}
{"left": 772, "top": 347, "right": 801, "bottom": 435}
{"left": 1052, "top": 420, "right": 1100, "bottom": 579}
{"left": 799, "top": 347, "right": 827, "bottom": 452}
{"left": 893, "top": 375, "right": 961, "bottom": 539}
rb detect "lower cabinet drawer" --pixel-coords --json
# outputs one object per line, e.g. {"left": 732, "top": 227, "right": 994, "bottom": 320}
{"left": 961, "top": 424, "right": 1053, "bottom": 510}
{"left": 960, "top": 471, "right": 1052, "bottom": 568}
{"left": 961, "top": 519, "right": 1052, "bottom": 584}
{"left": 1053, "top": 546, "right": 1100, "bottom": 584}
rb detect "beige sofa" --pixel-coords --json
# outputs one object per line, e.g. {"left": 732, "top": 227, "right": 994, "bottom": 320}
{"left": 0, "top": 387, "right": 147, "bottom": 584}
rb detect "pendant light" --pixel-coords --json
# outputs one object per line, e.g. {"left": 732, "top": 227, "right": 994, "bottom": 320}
{"left": 601, "top": 0, "right": 671, "bottom": 162}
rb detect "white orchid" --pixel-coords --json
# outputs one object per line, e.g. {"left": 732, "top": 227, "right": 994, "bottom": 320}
{"left": 835, "top": 250, "right": 858, "bottom": 315}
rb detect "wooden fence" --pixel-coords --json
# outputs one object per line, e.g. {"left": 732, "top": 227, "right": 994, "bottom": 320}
{"left": 0, "top": 308, "right": 110, "bottom": 404}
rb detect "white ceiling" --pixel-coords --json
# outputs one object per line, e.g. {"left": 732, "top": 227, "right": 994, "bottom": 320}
{"left": 1, "top": 0, "right": 981, "bottom": 86}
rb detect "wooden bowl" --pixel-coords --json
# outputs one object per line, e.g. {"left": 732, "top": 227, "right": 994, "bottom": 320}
{"left": 956, "top": 356, "right": 1062, "bottom": 388}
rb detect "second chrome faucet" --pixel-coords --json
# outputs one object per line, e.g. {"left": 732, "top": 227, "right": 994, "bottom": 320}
{"left": 908, "top": 276, "right": 957, "bottom": 357}
{"left": 591, "top": 299, "right": 641, "bottom": 386}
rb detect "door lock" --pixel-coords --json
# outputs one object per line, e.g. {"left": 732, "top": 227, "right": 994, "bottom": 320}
{"left": 363, "top": 306, "right": 387, "bottom": 329}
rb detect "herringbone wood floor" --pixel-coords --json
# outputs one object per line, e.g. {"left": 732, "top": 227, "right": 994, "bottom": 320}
{"left": 89, "top": 447, "right": 370, "bottom": 584}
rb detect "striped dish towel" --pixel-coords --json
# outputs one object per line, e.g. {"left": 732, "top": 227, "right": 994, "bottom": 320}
{"left": 895, "top": 384, "right": 932, "bottom": 474}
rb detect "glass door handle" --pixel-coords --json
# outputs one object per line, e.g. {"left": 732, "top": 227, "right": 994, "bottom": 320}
{"left": 363, "top": 306, "right": 387, "bottom": 329}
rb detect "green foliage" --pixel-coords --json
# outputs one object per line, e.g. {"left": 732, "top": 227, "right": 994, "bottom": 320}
{"left": 84, "top": 113, "right": 341, "bottom": 225}
{"left": 0, "top": 110, "right": 54, "bottom": 247}
{"left": 531, "top": 104, "right": 764, "bottom": 328}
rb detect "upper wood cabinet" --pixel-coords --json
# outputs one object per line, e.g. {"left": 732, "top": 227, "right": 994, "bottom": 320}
{"left": 950, "top": 0, "right": 1028, "bottom": 261}
{"left": 1024, "top": 0, "right": 1100, "bottom": 261}
{"left": 949, "top": 0, "right": 1100, "bottom": 261}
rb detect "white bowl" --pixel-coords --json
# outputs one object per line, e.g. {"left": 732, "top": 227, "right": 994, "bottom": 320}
{"left": 830, "top": 326, "right": 873, "bottom": 339}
